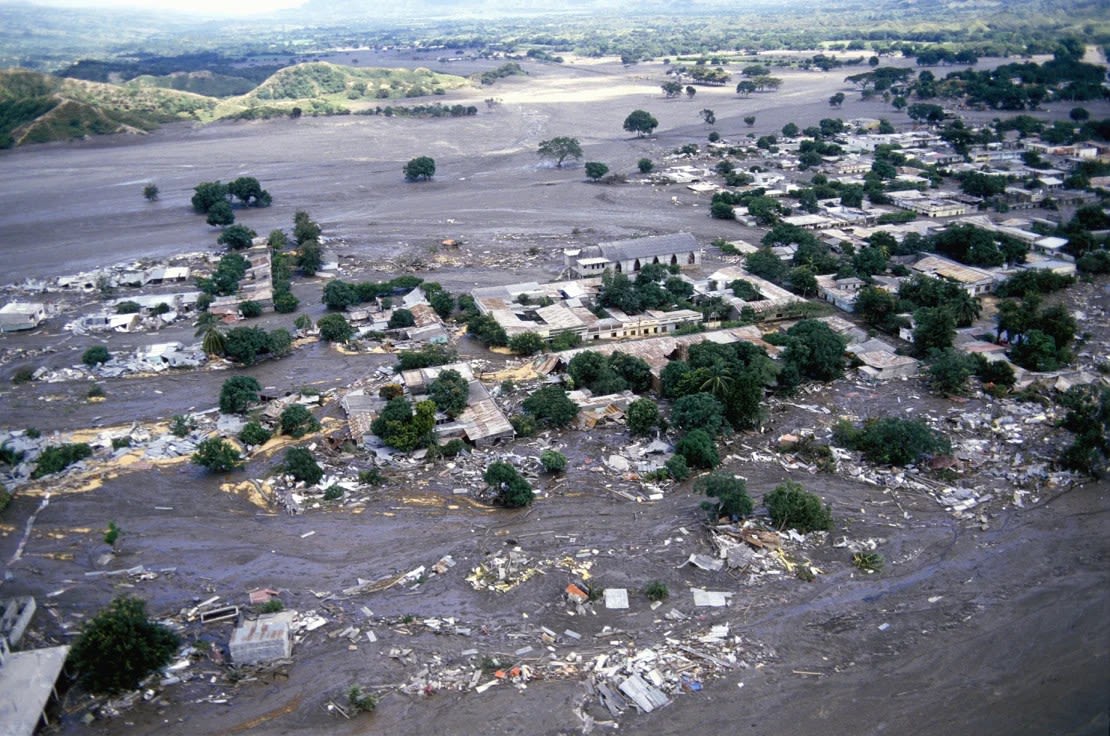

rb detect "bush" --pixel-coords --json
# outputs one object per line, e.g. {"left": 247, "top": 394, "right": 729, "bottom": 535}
{"left": 238, "top": 300, "right": 263, "bottom": 319}
{"left": 371, "top": 398, "right": 437, "bottom": 452}
{"left": 540, "top": 449, "right": 567, "bottom": 473}
{"left": 111, "top": 437, "right": 131, "bottom": 450}
{"left": 32, "top": 443, "right": 93, "bottom": 479}
{"left": 87, "top": 384, "right": 105, "bottom": 399}
{"left": 259, "top": 599, "right": 284, "bottom": 614}
{"left": 280, "top": 404, "right": 320, "bottom": 438}
{"left": 484, "top": 461, "right": 534, "bottom": 508}
{"left": 273, "top": 291, "right": 300, "bottom": 313}
{"left": 170, "top": 415, "right": 192, "bottom": 437}
{"left": 68, "top": 597, "right": 180, "bottom": 694}
{"left": 82, "top": 346, "right": 111, "bottom": 367}
{"left": 219, "top": 375, "right": 262, "bottom": 414}
{"left": 11, "top": 366, "right": 34, "bottom": 384}
{"left": 323, "top": 485, "right": 344, "bottom": 500}
{"left": 397, "top": 345, "right": 458, "bottom": 370}
{"left": 852, "top": 551, "right": 884, "bottom": 573}
{"left": 696, "top": 472, "right": 752, "bottom": 519}
{"left": 643, "top": 581, "right": 669, "bottom": 602}
{"left": 191, "top": 437, "right": 242, "bottom": 472}
{"left": 665, "top": 454, "right": 691, "bottom": 481}
{"left": 764, "top": 481, "right": 831, "bottom": 532}
{"left": 284, "top": 447, "right": 323, "bottom": 484}
{"left": 833, "top": 417, "right": 950, "bottom": 466}
{"left": 510, "top": 414, "right": 537, "bottom": 437}
{"left": 359, "top": 468, "right": 385, "bottom": 486}
{"left": 388, "top": 308, "right": 416, "bottom": 329}
{"left": 348, "top": 686, "right": 377, "bottom": 714}
{"left": 239, "top": 421, "right": 272, "bottom": 446}
{"left": 428, "top": 368, "right": 469, "bottom": 418}
{"left": 103, "top": 521, "right": 121, "bottom": 546}
{"left": 115, "top": 301, "right": 141, "bottom": 314}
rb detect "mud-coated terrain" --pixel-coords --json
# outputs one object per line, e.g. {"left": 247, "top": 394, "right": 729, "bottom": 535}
{"left": 0, "top": 53, "right": 1107, "bottom": 736}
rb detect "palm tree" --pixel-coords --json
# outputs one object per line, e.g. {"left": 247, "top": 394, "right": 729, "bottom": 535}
{"left": 201, "top": 326, "right": 226, "bottom": 357}
{"left": 950, "top": 291, "right": 982, "bottom": 328}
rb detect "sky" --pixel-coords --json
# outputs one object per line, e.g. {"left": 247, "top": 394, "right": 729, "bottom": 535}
{"left": 19, "top": 0, "right": 309, "bottom": 16}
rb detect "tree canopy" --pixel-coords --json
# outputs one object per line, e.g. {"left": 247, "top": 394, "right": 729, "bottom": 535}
{"left": 537, "top": 136, "right": 583, "bottom": 167}
{"left": 403, "top": 156, "right": 436, "bottom": 181}
{"left": 68, "top": 596, "right": 180, "bottom": 694}
{"left": 623, "top": 109, "right": 658, "bottom": 137}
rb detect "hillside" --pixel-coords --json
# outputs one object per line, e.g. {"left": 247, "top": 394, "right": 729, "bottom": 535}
{"left": 0, "top": 68, "right": 216, "bottom": 148}
{"left": 0, "top": 63, "right": 473, "bottom": 147}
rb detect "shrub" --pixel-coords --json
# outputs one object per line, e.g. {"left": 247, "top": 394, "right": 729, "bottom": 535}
{"left": 219, "top": 375, "right": 262, "bottom": 414}
{"left": 764, "top": 481, "right": 831, "bottom": 532}
{"left": 115, "top": 301, "right": 141, "bottom": 314}
{"left": 239, "top": 421, "right": 273, "bottom": 446}
{"left": 396, "top": 345, "right": 457, "bottom": 370}
{"left": 484, "top": 461, "right": 534, "bottom": 508}
{"left": 833, "top": 417, "right": 950, "bottom": 466}
{"left": 111, "top": 437, "right": 131, "bottom": 450}
{"left": 509, "top": 331, "right": 545, "bottom": 356}
{"left": 280, "top": 404, "right": 320, "bottom": 438}
{"left": 852, "top": 551, "right": 884, "bottom": 573}
{"left": 170, "top": 414, "right": 193, "bottom": 437}
{"left": 238, "top": 300, "right": 263, "bottom": 318}
{"left": 435, "top": 439, "right": 468, "bottom": 458}
{"left": 428, "top": 368, "right": 469, "bottom": 418}
{"left": 11, "top": 366, "right": 34, "bottom": 384}
{"left": 82, "top": 346, "right": 111, "bottom": 366}
{"left": 348, "top": 686, "right": 377, "bottom": 714}
{"left": 323, "top": 485, "right": 344, "bottom": 501}
{"left": 259, "top": 599, "right": 284, "bottom": 614}
{"left": 510, "top": 414, "right": 537, "bottom": 437}
{"left": 540, "top": 449, "right": 567, "bottom": 473}
{"left": 103, "top": 521, "right": 121, "bottom": 546}
{"left": 68, "top": 597, "right": 180, "bottom": 694}
{"left": 388, "top": 308, "right": 416, "bottom": 329}
{"left": 665, "top": 454, "right": 691, "bottom": 481}
{"left": 273, "top": 291, "right": 300, "bottom": 313}
{"left": 191, "top": 437, "right": 242, "bottom": 472}
{"left": 359, "top": 468, "right": 385, "bottom": 486}
{"left": 696, "top": 472, "right": 752, "bottom": 519}
{"left": 86, "top": 384, "right": 105, "bottom": 399}
{"left": 284, "top": 447, "right": 323, "bottom": 484}
{"left": 32, "top": 443, "right": 93, "bottom": 479}
{"left": 643, "top": 581, "right": 669, "bottom": 602}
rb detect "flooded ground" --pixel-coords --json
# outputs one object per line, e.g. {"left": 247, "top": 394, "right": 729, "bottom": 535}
{"left": 0, "top": 53, "right": 1107, "bottom": 736}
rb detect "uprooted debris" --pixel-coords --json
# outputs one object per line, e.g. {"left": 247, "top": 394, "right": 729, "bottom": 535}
{"left": 465, "top": 546, "right": 594, "bottom": 594}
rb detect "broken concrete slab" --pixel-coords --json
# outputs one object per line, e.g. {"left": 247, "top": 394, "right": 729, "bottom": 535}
{"left": 604, "top": 588, "right": 629, "bottom": 609}
{"left": 691, "top": 589, "right": 732, "bottom": 607}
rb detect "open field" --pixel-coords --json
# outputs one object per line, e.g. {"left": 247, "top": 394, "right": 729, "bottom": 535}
{"left": 0, "top": 54, "right": 1107, "bottom": 736}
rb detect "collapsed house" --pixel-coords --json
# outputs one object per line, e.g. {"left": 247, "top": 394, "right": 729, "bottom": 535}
{"left": 0, "top": 302, "right": 47, "bottom": 332}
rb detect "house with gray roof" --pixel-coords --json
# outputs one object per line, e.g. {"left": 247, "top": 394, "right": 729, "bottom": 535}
{"left": 564, "top": 232, "right": 701, "bottom": 277}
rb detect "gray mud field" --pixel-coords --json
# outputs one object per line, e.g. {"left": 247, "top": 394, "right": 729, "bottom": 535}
{"left": 0, "top": 54, "right": 1107, "bottom": 736}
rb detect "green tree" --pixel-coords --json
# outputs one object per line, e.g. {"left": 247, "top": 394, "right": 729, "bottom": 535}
{"left": 585, "top": 161, "right": 609, "bottom": 180}
{"left": 238, "top": 300, "right": 263, "bottom": 319}
{"left": 764, "top": 481, "right": 830, "bottom": 532}
{"left": 428, "top": 368, "right": 469, "bottom": 418}
{"left": 68, "top": 597, "right": 180, "bottom": 694}
{"left": 508, "top": 331, "right": 545, "bottom": 356}
{"left": 626, "top": 398, "right": 661, "bottom": 436}
{"left": 31, "top": 443, "right": 93, "bottom": 479}
{"left": 280, "top": 404, "right": 320, "bottom": 438}
{"left": 219, "top": 375, "right": 262, "bottom": 414}
{"left": 855, "top": 286, "right": 899, "bottom": 330}
{"left": 537, "top": 136, "right": 583, "bottom": 167}
{"left": 778, "top": 319, "right": 847, "bottom": 386}
{"left": 926, "top": 348, "right": 977, "bottom": 396}
{"left": 782, "top": 122, "right": 800, "bottom": 137}
{"left": 191, "top": 181, "right": 228, "bottom": 214}
{"left": 829, "top": 92, "right": 845, "bottom": 107}
{"left": 834, "top": 417, "right": 950, "bottom": 466}
{"left": 192, "top": 437, "right": 242, "bottom": 472}
{"left": 293, "top": 211, "right": 321, "bottom": 245}
{"left": 638, "top": 158, "right": 654, "bottom": 173}
{"left": 388, "top": 308, "right": 416, "bottom": 329}
{"left": 283, "top": 447, "right": 323, "bottom": 484}
{"left": 273, "top": 291, "right": 299, "bottom": 313}
{"left": 696, "top": 472, "right": 752, "bottom": 519}
{"left": 223, "top": 326, "right": 272, "bottom": 365}
{"left": 540, "top": 449, "right": 567, "bottom": 473}
{"left": 671, "top": 393, "right": 726, "bottom": 436}
{"left": 522, "top": 385, "right": 579, "bottom": 428}
{"left": 205, "top": 200, "right": 234, "bottom": 227}
{"left": 403, "top": 156, "right": 436, "bottom": 181}
{"left": 82, "top": 345, "right": 111, "bottom": 366}
{"left": 217, "top": 224, "right": 257, "bottom": 250}
{"left": 743, "top": 115, "right": 756, "bottom": 126}
{"left": 297, "top": 240, "right": 323, "bottom": 275}
{"left": 912, "top": 307, "right": 955, "bottom": 357}
{"left": 116, "top": 301, "right": 141, "bottom": 314}
{"left": 484, "top": 461, "right": 534, "bottom": 508}
{"left": 676, "top": 428, "right": 719, "bottom": 469}
{"left": 322, "top": 280, "right": 360, "bottom": 310}
{"left": 710, "top": 201, "right": 736, "bottom": 220}
{"left": 467, "top": 313, "right": 508, "bottom": 347}
{"left": 623, "top": 109, "right": 659, "bottom": 137}
{"left": 228, "top": 176, "right": 271, "bottom": 207}
{"left": 318, "top": 313, "right": 354, "bottom": 343}
{"left": 142, "top": 183, "right": 159, "bottom": 202}
{"left": 371, "top": 398, "right": 437, "bottom": 451}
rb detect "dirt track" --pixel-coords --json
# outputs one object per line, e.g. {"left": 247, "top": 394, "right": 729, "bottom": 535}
{"left": 0, "top": 54, "right": 1108, "bottom": 735}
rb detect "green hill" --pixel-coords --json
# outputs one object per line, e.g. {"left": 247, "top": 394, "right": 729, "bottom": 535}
{"left": 0, "top": 63, "right": 472, "bottom": 147}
